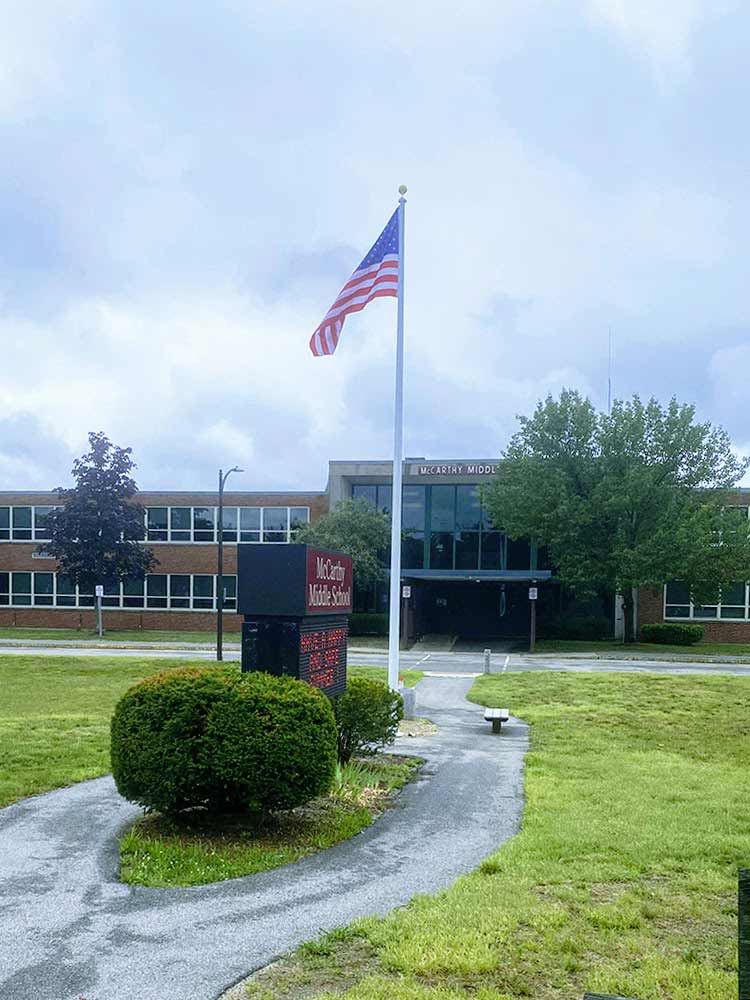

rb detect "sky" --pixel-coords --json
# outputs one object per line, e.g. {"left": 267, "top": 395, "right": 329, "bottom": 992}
{"left": 1, "top": 0, "right": 749, "bottom": 492}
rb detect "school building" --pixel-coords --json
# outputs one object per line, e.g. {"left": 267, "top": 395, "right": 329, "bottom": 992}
{"left": 1, "top": 460, "right": 749, "bottom": 641}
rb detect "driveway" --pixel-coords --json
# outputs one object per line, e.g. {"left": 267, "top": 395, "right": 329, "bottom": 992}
{"left": 0, "top": 675, "right": 527, "bottom": 1000}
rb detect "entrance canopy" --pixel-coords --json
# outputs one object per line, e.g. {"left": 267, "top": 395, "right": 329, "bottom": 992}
{"left": 402, "top": 569, "right": 553, "bottom": 583}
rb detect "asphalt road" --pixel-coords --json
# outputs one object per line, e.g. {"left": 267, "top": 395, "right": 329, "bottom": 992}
{"left": 0, "top": 675, "right": 527, "bottom": 1000}
{"left": 2, "top": 642, "right": 750, "bottom": 677}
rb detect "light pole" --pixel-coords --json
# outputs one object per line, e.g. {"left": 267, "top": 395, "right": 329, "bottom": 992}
{"left": 217, "top": 466, "right": 243, "bottom": 661}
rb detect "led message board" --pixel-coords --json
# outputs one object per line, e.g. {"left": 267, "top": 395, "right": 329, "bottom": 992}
{"left": 237, "top": 545, "right": 351, "bottom": 697}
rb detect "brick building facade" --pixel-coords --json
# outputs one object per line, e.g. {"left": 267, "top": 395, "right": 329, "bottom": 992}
{"left": 1, "top": 467, "right": 748, "bottom": 641}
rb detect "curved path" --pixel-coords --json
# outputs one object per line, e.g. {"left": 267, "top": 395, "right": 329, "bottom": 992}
{"left": 0, "top": 676, "right": 527, "bottom": 1000}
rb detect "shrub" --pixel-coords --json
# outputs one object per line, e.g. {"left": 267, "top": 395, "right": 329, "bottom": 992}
{"left": 539, "top": 614, "right": 612, "bottom": 641}
{"left": 110, "top": 667, "right": 337, "bottom": 815}
{"left": 331, "top": 677, "right": 403, "bottom": 764}
{"left": 640, "top": 623, "right": 704, "bottom": 646}
{"left": 348, "top": 613, "right": 388, "bottom": 636}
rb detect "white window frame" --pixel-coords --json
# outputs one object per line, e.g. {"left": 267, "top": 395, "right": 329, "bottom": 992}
{"left": 663, "top": 581, "right": 750, "bottom": 622}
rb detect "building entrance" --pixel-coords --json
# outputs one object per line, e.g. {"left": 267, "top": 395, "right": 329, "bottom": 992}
{"left": 414, "top": 580, "right": 530, "bottom": 639}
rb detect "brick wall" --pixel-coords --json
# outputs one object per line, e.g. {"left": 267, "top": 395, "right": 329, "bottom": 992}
{"left": 0, "top": 607, "right": 241, "bottom": 632}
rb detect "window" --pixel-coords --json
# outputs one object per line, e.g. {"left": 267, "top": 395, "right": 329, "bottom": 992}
{"left": 170, "top": 507, "right": 191, "bottom": 542}
{"left": 33, "top": 506, "right": 56, "bottom": 541}
{"left": 507, "top": 537, "right": 531, "bottom": 571}
{"left": 193, "top": 508, "right": 215, "bottom": 542}
{"left": 290, "top": 507, "right": 310, "bottom": 537}
{"left": 481, "top": 531, "right": 503, "bottom": 570}
{"left": 239, "top": 507, "right": 261, "bottom": 542}
{"left": 33, "top": 572, "right": 54, "bottom": 606}
{"left": 147, "top": 575, "right": 168, "bottom": 608}
{"left": 147, "top": 507, "right": 168, "bottom": 541}
{"left": 12, "top": 507, "right": 32, "bottom": 540}
{"left": 123, "top": 577, "right": 145, "bottom": 608}
{"left": 352, "top": 485, "right": 377, "bottom": 507}
{"left": 455, "top": 531, "right": 480, "bottom": 569}
{"left": 193, "top": 575, "right": 214, "bottom": 609}
{"left": 102, "top": 579, "right": 121, "bottom": 608}
{"left": 377, "top": 485, "right": 392, "bottom": 515}
{"left": 221, "top": 507, "right": 238, "bottom": 543}
{"left": 56, "top": 575, "right": 76, "bottom": 607}
{"left": 402, "top": 486, "right": 425, "bottom": 569}
{"left": 223, "top": 575, "right": 237, "bottom": 610}
{"left": 12, "top": 572, "right": 32, "bottom": 605}
{"left": 0, "top": 573, "right": 9, "bottom": 605}
{"left": 456, "top": 486, "right": 480, "bottom": 531}
{"left": 720, "top": 581, "right": 747, "bottom": 619}
{"left": 169, "top": 574, "right": 191, "bottom": 608}
{"left": 0, "top": 507, "right": 9, "bottom": 541}
{"left": 665, "top": 580, "right": 750, "bottom": 621}
{"left": 430, "top": 532, "right": 454, "bottom": 569}
{"left": 263, "top": 507, "right": 288, "bottom": 543}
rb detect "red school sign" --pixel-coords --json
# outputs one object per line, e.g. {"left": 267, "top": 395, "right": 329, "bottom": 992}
{"left": 305, "top": 548, "right": 353, "bottom": 615}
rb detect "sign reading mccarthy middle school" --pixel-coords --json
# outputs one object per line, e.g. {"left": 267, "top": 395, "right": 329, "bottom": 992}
{"left": 413, "top": 462, "right": 499, "bottom": 477}
{"left": 306, "top": 549, "right": 353, "bottom": 614}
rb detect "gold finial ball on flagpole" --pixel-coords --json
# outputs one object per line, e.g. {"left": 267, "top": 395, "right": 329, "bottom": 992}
{"left": 398, "top": 184, "right": 407, "bottom": 195}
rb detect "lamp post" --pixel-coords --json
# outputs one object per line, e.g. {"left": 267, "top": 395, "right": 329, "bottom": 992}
{"left": 217, "top": 466, "right": 243, "bottom": 661}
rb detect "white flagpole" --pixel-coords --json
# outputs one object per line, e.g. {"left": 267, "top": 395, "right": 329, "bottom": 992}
{"left": 387, "top": 185, "right": 407, "bottom": 692}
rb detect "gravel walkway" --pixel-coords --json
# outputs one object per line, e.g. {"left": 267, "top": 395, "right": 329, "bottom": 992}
{"left": 0, "top": 675, "right": 527, "bottom": 1000}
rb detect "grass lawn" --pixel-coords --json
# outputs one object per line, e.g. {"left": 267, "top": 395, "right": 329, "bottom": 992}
{"left": 120, "top": 756, "right": 421, "bottom": 888}
{"left": 535, "top": 638, "right": 750, "bottom": 659}
{"left": 0, "top": 656, "right": 422, "bottom": 808}
{"left": 239, "top": 672, "right": 750, "bottom": 1000}
{"left": 0, "top": 626, "right": 235, "bottom": 644}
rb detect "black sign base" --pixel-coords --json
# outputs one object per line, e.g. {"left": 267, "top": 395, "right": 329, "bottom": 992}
{"left": 241, "top": 614, "right": 347, "bottom": 697}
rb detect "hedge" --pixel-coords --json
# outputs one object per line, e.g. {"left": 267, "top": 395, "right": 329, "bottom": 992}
{"left": 640, "top": 623, "right": 704, "bottom": 646}
{"left": 331, "top": 677, "right": 403, "bottom": 763}
{"left": 110, "top": 667, "right": 337, "bottom": 815}
{"left": 539, "top": 614, "right": 612, "bottom": 641}
{"left": 349, "top": 613, "right": 388, "bottom": 636}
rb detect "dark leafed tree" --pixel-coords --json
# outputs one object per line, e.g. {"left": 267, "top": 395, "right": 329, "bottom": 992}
{"left": 481, "top": 390, "right": 750, "bottom": 643}
{"left": 295, "top": 498, "right": 390, "bottom": 589}
{"left": 45, "top": 432, "right": 155, "bottom": 632}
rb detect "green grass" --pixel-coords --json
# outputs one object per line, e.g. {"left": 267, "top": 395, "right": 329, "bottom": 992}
{"left": 0, "top": 657, "right": 420, "bottom": 807}
{"left": 536, "top": 638, "right": 750, "bottom": 658}
{"left": 0, "top": 626, "right": 235, "bottom": 644}
{"left": 240, "top": 672, "right": 750, "bottom": 1000}
{"left": 120, "top": 756, "right": 421, "bottom": 887}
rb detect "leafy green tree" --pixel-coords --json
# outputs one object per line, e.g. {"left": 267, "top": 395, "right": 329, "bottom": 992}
{"left": 295, "top": 498, "right": 390, "bottom": 588}
{"left": 482, "top": 391, "right": 750, "bottom": 642}
{"left": 46, "top": 432, "right": 155, "bottom": 631}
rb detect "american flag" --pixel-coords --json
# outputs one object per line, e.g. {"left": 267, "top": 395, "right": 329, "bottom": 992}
{"left": 309, "top": 208, "right": 400, "bottom": 356}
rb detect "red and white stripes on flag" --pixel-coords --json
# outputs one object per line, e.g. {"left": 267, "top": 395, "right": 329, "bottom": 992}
{"left": 309, "top": 208, "right": 400, "bottom": 356}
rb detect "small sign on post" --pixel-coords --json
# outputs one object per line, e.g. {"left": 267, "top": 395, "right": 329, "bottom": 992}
{"left": 94, "top": 585, "right": 104, "bottom": 638}
{"left": 402, "top": 585, "right": 411, "bottom": 599}
{"left": 528, "top": 586, "right": 538, "bottom": 601}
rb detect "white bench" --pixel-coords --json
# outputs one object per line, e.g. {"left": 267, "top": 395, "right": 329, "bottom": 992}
{"left": 484, "top": 707, "right": 509, "bottom": 733}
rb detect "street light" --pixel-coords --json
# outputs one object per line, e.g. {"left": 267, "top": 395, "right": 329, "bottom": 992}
{"left": 217, "top": 466, "right": 243, "bottom": 661}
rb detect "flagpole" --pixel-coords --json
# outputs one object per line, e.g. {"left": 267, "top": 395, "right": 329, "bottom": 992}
{"left": 387, "top": 185, "right": 407, "bottom": 692}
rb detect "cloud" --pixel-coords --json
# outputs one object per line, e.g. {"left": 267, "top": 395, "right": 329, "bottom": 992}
{"left": 0, "top": 1, "right": 747, "bottom": 491}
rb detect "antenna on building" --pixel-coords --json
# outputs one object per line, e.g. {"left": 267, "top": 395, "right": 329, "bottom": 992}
{"left": 607, "top": 326, "right": 613, "bottom": 416}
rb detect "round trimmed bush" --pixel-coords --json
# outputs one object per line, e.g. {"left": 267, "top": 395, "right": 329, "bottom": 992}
{"left": 331, "top": 677, "right": 403, "bottom": 764}
{"left": 110, "top": 667, "right": 337, "bottom": 815}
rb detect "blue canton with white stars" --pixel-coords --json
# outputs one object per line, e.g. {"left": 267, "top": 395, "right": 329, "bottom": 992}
{"left": 356, "top": 208, "right": 399, "bottom": 270}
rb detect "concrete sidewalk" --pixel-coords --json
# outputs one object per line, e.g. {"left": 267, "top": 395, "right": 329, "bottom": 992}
{"left": 0, "top": 675, "right": 527, "bottom": 1000}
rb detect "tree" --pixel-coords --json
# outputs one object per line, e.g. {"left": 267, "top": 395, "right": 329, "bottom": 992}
{"left": 45, "top": 432, "right": 155, "bottom": 632}
{"left": 295, "top": 498, "right": 390, "bottom": 588}
{"left": 481, "top": 391, "right": 750, "bottom": 642}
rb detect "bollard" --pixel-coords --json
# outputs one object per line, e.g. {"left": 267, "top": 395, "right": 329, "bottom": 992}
{"left": 740, "top": 868, "right": 749, "bottom": 1000}
{"left": 483, "top": 648, "right": 491, "bottom": 674}
{"left": 400, "top": 684, "right": 417, "bottom": 721}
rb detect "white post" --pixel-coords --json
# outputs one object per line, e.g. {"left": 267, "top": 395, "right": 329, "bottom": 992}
{"left": 387, "top": 187, "right": 407, "bottom": 692}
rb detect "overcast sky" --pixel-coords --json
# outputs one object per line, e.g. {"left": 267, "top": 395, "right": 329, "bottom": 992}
{"left": 1, "top": 1, "right": 749, "bottom": 492}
